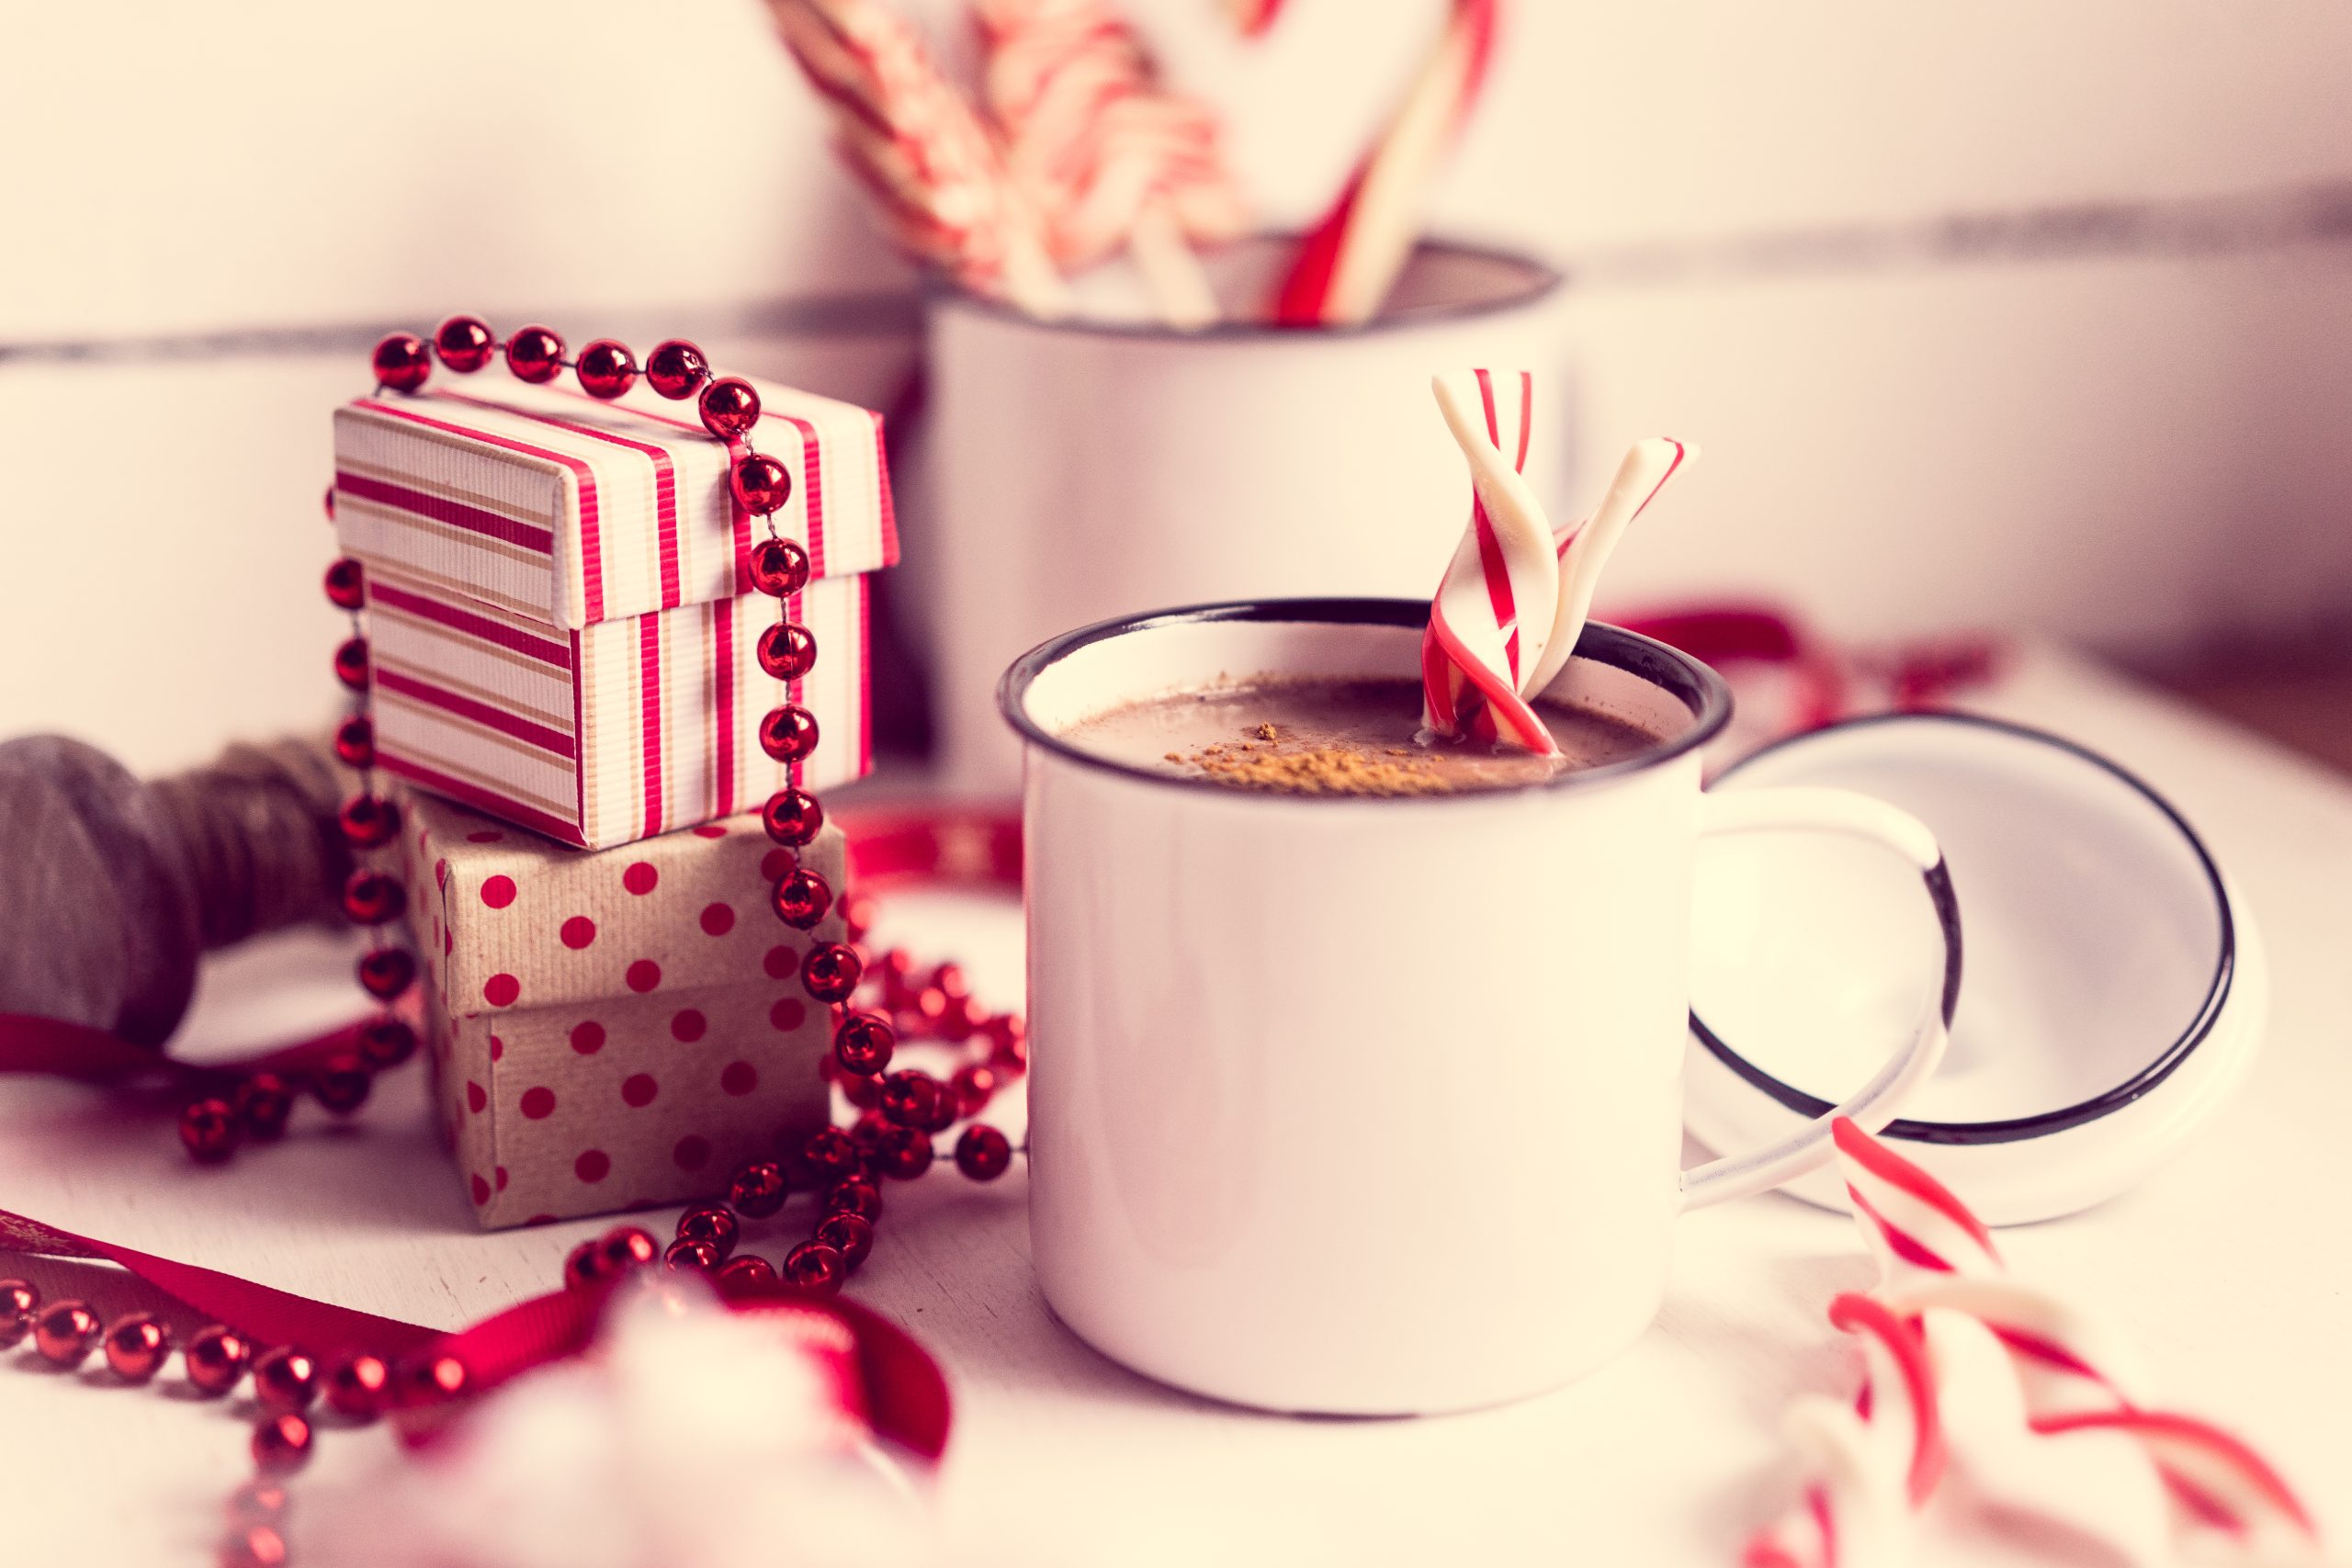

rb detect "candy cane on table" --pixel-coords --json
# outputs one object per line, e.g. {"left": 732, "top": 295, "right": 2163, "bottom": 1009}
{"left": 1745, "top": 1119, "right": 2328, "bottom": 1565}
{"left": 1419, "top": 367, "right": 1558, "bottom": 754}
{"left": 1271, "top": 0, "right": 1498, "bottom": 325}
{"left": 768, "top": 0, "right": 1069, "bottom": 317}
{"left": 975, "top": 0, "right": 1244, "bottom": 327}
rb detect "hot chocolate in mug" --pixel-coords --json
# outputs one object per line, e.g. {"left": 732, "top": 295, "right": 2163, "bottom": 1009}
{"left": 999, "top": 600, "right": 1961, "bottom": 1416}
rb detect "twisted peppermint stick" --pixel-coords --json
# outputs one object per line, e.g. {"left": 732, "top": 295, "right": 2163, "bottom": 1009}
{"left": 1420, "top": 370, "right": 1691, "bottom": 753}
{"left": 1272, "top": 0, "right": 1498, "bottom": 325}
{"left": 770, "top": 0, "right": 1069, "bottom": 316}
{"left": 1744, "top": 1121, "right": 2324, "bottom": 1566}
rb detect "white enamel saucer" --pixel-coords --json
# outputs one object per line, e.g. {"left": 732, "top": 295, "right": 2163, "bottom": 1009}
{"left": 1682, "top": 711, "right": 2264, "bottom": 1225}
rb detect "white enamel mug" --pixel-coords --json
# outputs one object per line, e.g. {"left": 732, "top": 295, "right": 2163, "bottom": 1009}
{"left": 999, "top": 600, "right": 1962, "bottom": 1415}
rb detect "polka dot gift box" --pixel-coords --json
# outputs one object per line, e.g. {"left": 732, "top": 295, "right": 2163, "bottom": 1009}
{"left": 398, "top": 787, "right": 846, "bottom": 1228}
{"left": 332, "top": 366, "right": 895, "bottom": 850}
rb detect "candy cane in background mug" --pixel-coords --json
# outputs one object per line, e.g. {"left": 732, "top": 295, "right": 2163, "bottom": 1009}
{"left": 999, "top": 600, "right": 1962, "bottom": 1413}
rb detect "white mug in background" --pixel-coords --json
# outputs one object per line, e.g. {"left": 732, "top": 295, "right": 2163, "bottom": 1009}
{"left": 999, "top": 600, "right": 1962, "bottom": 1416}
{"left": 916, "top": 237, "right": 1567, "bottom": 792}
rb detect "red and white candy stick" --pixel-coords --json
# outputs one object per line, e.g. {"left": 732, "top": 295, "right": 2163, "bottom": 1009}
{"left": 769, "top": 0, "right": 1069, "bottom": 317}
{"left": 1745, "top": 1119, "right": 2326, "bottom": 1565}
{"left": 1271, "top": 0, "right": 1498, "bottom": 326}
{"left": 1218, "top": 0, "right": 1283, "bottom": 38}
{"left": 975, "top": 0, "right": 1246, "bottom": 327}
{"left": 1420, "top": 370, "right": 1692, "bottom": 754}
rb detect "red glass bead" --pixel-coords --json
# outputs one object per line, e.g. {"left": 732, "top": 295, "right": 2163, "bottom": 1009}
{"left": 800, "top": 1127, "right": 860, "bottom": 1184}
{"left": 781, "top": 1241, "right": 843, "bottom": 1295}
{"left": 0, "top": 1280, "right": 35, "bottom": 1349}
{"left": 728, "top": 1159, "right": 789, "bottom": 1219}
{"left": 841, "top": 1068, "right": 883, "bottom": 1110}
{"left": 932, "top": 964, "right": 970, "bottom": 1000}
{"left": 562, "top": 1239, "right": 610, "bottom": 1292}
{"left": 356, "top": 947, "right": 415, "bottom": 1000}
{"left": 878, "top": 951, "right": 921, "bottom": 1011}
{"left": 224, "top": 1523, "right": 289, "bottom": 1568}
{"left": 356, "top": 1017, "right": 416, "bottom": 1069}
{"left": 180, "top": 1098, "right": 242, "bottom": 1163}
{"left": 252, "top": 1347, "right": 319, "bottom": 1415}
{"left": 103, "top": 1314, "right": 172, "bottom": 1382}
{"left": 762, "top": 786, "right": 824, "bottom": 848}
{"left": 699, "top": 376, "right": 761, "bottom": 440}
{"left": 757, "top": 621, "right": 818, "bottom": 681}
{"left": 665, "top": 1237, "right": 721, "bottom": 1273}
{"left": 956, "top": 1124, "right": 1013, "bottom": 1181}
{"left": 825, "top": 1176, "right": 882, "bottom": 1222}
{"left": 32, "top": 1300, "right": 100, "bottom": 1367}
{"left": 814, "top": 1211, "right": 875, "bottom": 1268}
{"left": 772, "top": 867, "right": 832, "bottom": 931}
{"left": 371, "top": 333, "right": 431, "bottom": 394}
{"left": 600, "top": 1225, "right": 660, "bottom": 1272}
{"left": 730, "top": 452, "right": 793, "bottom": 516}
{"left": 505, "top": 324, "right": 566, "bottom": 384}
{"left": 847, "top": 1114, "right": 888, "bottom": 1156}
{"left": 324, "top": 1352, "right": 390, "bottom": 1419}
{"left": 311, "top": 1055, "right": 372, "bottom": 1114}
{"left": 232, "top": 1072, "right": 294, "bottom": 1141}
{"left": 950, "top": 1063, "right": 1000, "bottom": 1118}
{"left": 879, "top": 1070, "right": 944, "bottom": 1131}
{"left": 758, "top": 705, "right": 820, "bottom": 764}
{"left": 343, "top": 868, "right": 406, "bottom": 925}
{"left": 323, "top": 557, "right": 366, "bottom": 611}
{"left": 333, "top": 714, "right": 375, "bottom": 768}
{"left": 576, "top": 339, "right": 638, "bottom": 400}
{"left": 334, "top": 636, "right": 369, "bottom": 692}
{"left": 873, "top": 1125, "right": 934, "bottom": 1180}
{"left": 185, "top": 1325, "right": 253, "bottom": 1396}
{"left": 746, "top": 536, "right": 809, "bottom": 597}
{"left": 801, "top": 942, "right": 862, "bottom": 1003}
{"left": 227, "top": 1480, "right": 289, "bottom": 1529}
{"left": 986, "top": 1014, "right": 1028, "bottom": 1071}
{"left": 674, "top": 1203, "right": 739, "bottom": 1260}
{"left": 398, "top": 1353, "right": 468, "bottom": 1405}
{"left": 339, "top": 791, "right": 401, "bottom": 849}
{"left": 434, "top": 315, "right": 497, "bottom": 373}
{"left": 716, "top": 1255, "right": 776, "bottom": 1292}
{"left": 832, "top": 1012, "right": 894, "bottom": 1077}
{"left": 644, "top": 339, "right": 709, "bottom": 400}
{"left": 252, "top": 1413, "right": 314, "bottom": 1476}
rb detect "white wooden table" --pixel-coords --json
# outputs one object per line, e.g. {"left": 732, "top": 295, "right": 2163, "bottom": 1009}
{"left": 4, "top": 646, "right": 2346, "bottom": 1564}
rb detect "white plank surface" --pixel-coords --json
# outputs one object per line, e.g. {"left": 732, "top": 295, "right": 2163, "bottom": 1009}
{"left": 1, "top": 644, "right": 2346, "bottom": 1563}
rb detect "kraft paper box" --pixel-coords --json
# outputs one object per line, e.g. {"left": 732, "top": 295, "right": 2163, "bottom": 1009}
{"left": 398, "top": 787, "right": 845, "bottom": 1230}
{"left": 334, "top": 373, "right": 896, "bottom": 850}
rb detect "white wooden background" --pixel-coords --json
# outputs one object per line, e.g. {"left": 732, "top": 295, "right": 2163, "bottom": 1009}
{"left": 6, "top": 1, "right": 2352, "bottom": 773}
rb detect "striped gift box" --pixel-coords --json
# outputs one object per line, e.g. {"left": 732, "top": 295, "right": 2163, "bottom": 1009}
{"left": 332, "top": 373, "right": 895, "bottom": 849}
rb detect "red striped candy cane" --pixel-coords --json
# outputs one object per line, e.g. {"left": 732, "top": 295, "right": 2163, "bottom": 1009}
{"left": 1219, "top": 0, "right": 1283, "bottom": 37}
{"left": 1814, "top": 1120, "right": 2327, "bottom": 1563}
{"left": 1271, "top": 0, "right": 1498, "bottom": 325}
{"left": 1420, "top": 367, "right": 1557, "bottom": 754}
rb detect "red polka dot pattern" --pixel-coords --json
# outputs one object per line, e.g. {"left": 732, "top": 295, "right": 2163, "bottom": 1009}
{"left": 574, "top": 1149, "right": 611, "bottom": 1183}
{"left": 763, "top": 944, "right": 798, "bottom": 978}
{"left": 570, "top": 1021, "right": 605, "bottom": 1055}
{"left": 720, "top": 1061, "right": 758, "bottom": 1097}
{"left": 670, "top": 1009, "right": 707, "bottom": 1043}
{"left": 673, "top": 1135, "right": 711, "bottom": 1170}
{"left": 489, "top": 1035, "right": 503, "bottom": 1061}
{"left": 470, "top": 1174, "right": 491, "bottom": 1205}
{"left": 622, "top": 863, "right": 658, "bottom": 896}
{"left": 769, "top": 998, "right": 806, "bottom": 1032}
{"left": 626, "top": 960, "right": 662, "bottom": 993}
{"left": 481, "top": 875, "right": 517, "bottom": 909}
{"left": 495, "top": 1167, "right": 508, "bottom": 1190}
{"left": 466, "top": 1081, "right": 487, "bottom": 1113}
{"left": 468, "top": 830, "right": 504, "bottom": 844}
{"left": 761, "top": 849, "right": 792, "bottom": 881}
{"left": 622, "top": 1074, "right": 659, "bottom": 1108}
{"left": 520, "top": 1087, "right": 557, "bottom": 1120}
{"left": 483, "top": 973, "right": 520, "bottom": 1007}
{"left": 560, "top": 916, "right": 597, "bottom": 949}
{"left": 699, "top": 902, "right": 735, "bottom": 936}
{"left": 692, "top": 824, "right": 728, "bottom": 839}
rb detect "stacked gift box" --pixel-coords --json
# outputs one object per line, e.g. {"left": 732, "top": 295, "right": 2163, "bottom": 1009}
{"left": 333, "top": 367, "right": 896, "bottom": 1226}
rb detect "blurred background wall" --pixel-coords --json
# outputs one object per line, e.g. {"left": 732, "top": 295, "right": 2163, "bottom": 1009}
{"left": 6, "top": 0, "right": 2350, "bottom": 773}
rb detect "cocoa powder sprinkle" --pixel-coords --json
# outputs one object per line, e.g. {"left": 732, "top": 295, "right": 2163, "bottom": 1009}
{"left": 1180, "top": 739, "right": 1454, "bottom": 796}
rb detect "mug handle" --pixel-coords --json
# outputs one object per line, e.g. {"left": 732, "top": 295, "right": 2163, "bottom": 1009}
{"left": 1679, "top": 786, "right": 1962, "bottom": 1212}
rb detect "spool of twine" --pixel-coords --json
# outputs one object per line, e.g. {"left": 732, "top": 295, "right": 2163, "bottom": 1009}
{"left": 0, "top": 734, "right": 351, "bottom": 1047}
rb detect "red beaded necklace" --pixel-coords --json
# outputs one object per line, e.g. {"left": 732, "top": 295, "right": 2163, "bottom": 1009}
{"left": 4, "top": 320, "right": 1024, "bottom": 1568}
